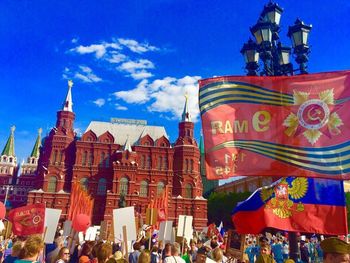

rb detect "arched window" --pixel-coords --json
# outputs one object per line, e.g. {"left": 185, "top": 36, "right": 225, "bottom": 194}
{"left": 140, "top": 180, "right": 148, "bottom": 197}
{"left": 100, "top": 152, "right": 105, "bottom": 167}
{"left": 80, "top": 178, "right": 89, "bottom": 191}
{"left": 82, "top": 151, "right": 87, "bottom": 166}
{"left": 184, "top": 184, "right": 192, "bottom": 198}
{"left": 140, "top": 155, "right": 145, "bottom": 168}
{"left": 119, "top": 177, "right": 129, "bottom": 195}
{"left": 47, "top": 177, "right": 57, "bottom": 192}
{"left": 97, "top": 178, "right": 107, "bottom": 195}
{"left": 59, "top": 151, "right": 63, "bottom": 164}
{"left": 88, "top": 152, "right": 93, "bottom": 166}
{"left": 52, "top": 150, "right": 58, "bottom": 163}
{"left": 163, "top": 156, "right": 168, "bottom": 169}
{"left": 105, "top": 153, "right": 110, "bottom": 167}
{"left": 157, "top": 156, "right": 162, "bottom": 170}
{"left": 157, "top": 182, "right": 165, "bottom": 196}
{"left": 146, "top": 155, "right": 151, "bottom": 169}
{"left": 185, "top": 159, "right": 189, "bottom": 172}
{"left": 190, "top": 159, "right": 194, "bottom": 172}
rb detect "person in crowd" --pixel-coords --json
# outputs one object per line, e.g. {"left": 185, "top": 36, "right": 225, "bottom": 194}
{"left": 255, "top": 243, "right": 275, "bottom": 263}
{"left": 195, "top": 247, "right": 207, "bottom": 263}
{"left": 211, "top": 247, "right": 226, "bottom": 263}
{"left": 181, "top": 245, "right": 191, "bottom": 263}
{"left": 162, "top": 243, "right": 172, "bottom": 261}
{"left": 244, "top": 240, "right": 255, "bottom": 263}
{"left": 53, "top": 247, "right": 70, "bottom": 263}
{"left": 96, "top": 243, "right": 112, "bottom": 263}
{"left": 129, "top": 242, "right": 141, "bottom": 263}
{"left": 320, "top": 237, "right": 350, "bottom": 263}
{"left": 15, "top": 235, "right": 44, "bottom": 263}
{"left": 138, "top": 251, "right": 151, "bottom": 263}
{"left": 271, "top": 238, "right": 283, "bottom": 263}
{"left": 112, "top": 251, "right": 123, "bottom": 261}
{"left": 4, "top": 241, "right": 23, "bottom": 263}
{"left": 282, "top": 240, "right": 289, "bottom": 261}
{"left": 150, "top": 246, "right": 160, "bottom": 263}
{"left": 299, "top": 240, "right": 309, "bottom": 263}
{"left": 188, "top": 240, "right": 197, "bottom": 263}
{"left": 79, "top": 241, "right": 95, "bottom": 263}
{"left": 47, "top": 237, "right": 64, "bottom": 263}
{"left": 163, "top": 243, "right": 185, "bottom": 263}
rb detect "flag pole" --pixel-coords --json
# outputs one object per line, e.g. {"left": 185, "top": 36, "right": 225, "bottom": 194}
{"left": 288, "top": 232, "right": 300, "bottom": 261}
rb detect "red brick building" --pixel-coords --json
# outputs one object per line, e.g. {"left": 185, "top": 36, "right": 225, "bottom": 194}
{"left": 27, "top": 81, "right": 207, "bottom": 230}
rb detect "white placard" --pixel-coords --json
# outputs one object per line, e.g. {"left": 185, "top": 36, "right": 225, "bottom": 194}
{"left": 63, "top": 220, "right": 72, "bottom": 237}
{"left": 159, "top": 221, "right": 173, "bottom": 242}
{"left": 44, "top": 208, "right": 62, "bottom": 244}
{"left": 176, "top": 215, "right": 193, "bottom": 238}
{"left": 85, "top": 226, "right": 98, "bottom": 241}
{"left": 112, "top": 206, "right": 137, "bottom": 242}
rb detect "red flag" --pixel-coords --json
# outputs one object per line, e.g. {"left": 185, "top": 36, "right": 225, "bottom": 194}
{"left": 232, "top": 177, "right": 347, "bottom": 235}
{"left": 199, "top": 71, "right": 350, "bottom": 180}
{"left": 8, "top": 204, "right": 45, "bottom": 236}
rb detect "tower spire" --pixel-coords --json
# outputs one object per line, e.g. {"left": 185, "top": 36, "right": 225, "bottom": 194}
{"left": 2, "top": 126, "right": 16, "bottom": 156}
{"left": 123, "top": 135, "right": 132, "bottom": 152}
{"left": 181, "top": 93, "right": 191, "bottom": 122}
{"left": 30, "top": 128, "right": 42, "bottom": 158}
{"left": 62, "top": 80, "right": 73, "bottom": 112}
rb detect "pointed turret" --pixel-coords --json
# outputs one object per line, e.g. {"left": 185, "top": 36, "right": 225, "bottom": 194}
{"left": 30, "top": 128, "right": 42, "bottom": 158}
{"left": 181, "top": 94, "right": 191, "bottom": 122}
{"left": 62, "top": 80, "right": 73, "bottom": 112}
{"left": 2, "top": 126, "right": 15, "bottom": 157}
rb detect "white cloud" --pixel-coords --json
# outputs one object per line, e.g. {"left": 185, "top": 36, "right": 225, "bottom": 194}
{"left": 118, "top": 38, "right": 158, "bottom": 54}
{"left": 71, "top": 38, "right": 79, "bottom": 44}
{"left": 106, "top": 52, "right": 127, "bottom": 63}
{"left": 130, "top": 70, "right": 153, "bottom": 80}
{"left": 118, "top": 59, "right": 155, "bottom": 80}
{"left": 70, "top": 42, "right": 121, "bottom": 58}
{"left": 114, "top": 76, "right": 201, "bottom": 121}
{"left": 115, "top": 103, "right": 128, "bottom": 111}
{"left": 93, "top": 98, "right": 105, "bottom": 107}
{"left": 118, "top": 59, "right": 154, "bottom": 72}
{"left": 74, "top": 66, "right": 102, "bottom": 83}
{"left": 114, "top": 79, "right": 149, "bottom": 104}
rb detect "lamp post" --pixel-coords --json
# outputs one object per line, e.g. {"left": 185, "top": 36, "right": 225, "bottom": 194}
{"left": 241, "top": 2, "right": 312, "bottom": 261}
{"left": 241, "top": 1, "right": 312, "bottom": 76}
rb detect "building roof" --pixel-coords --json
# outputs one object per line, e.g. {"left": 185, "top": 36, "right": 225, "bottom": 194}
{"left": 2, "top": 126, "right": 15, "bottom": 157}
{"left": 85, "top": 120, "right": 169, "bottom": 146}
{"left": 30, "top": 128, "right": 42, "bottom": 158}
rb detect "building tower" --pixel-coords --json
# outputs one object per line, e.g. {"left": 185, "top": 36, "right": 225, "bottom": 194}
{"left": 36, "top": 80, "right": 76, "bottom": 196}
{"left": 0, "top": 126, "right": 17, "bottom": 186}
{"left": 14, "top": 128, "right": 43, "bottom": 207}
{"left": 173, "top": 95, "right": 207, "bottom": 228}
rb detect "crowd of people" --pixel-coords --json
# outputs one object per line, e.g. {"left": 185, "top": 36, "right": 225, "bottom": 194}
{"left": 0, "top": 230, "right": 349, "bottom": 263}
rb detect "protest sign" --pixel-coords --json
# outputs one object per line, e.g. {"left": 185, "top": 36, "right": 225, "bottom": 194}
{"left": 44, "top": 208, "right": 62, "bottom": 244}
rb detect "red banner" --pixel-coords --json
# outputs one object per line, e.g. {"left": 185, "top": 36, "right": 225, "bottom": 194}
{"left": 199, "top": 71, "right": 350, "bottom": 180}
{"left": 8, "top": 204, "right": 45, "bottom": 236}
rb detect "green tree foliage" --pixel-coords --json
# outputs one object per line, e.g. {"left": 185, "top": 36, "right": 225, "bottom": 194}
{"left": 207, "top": 191, "right": 251, "bottom": 228}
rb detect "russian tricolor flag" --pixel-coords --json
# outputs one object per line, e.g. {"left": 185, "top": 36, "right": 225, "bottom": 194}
{"left": 232, "top": 177, "right": 348, "bottom": 235}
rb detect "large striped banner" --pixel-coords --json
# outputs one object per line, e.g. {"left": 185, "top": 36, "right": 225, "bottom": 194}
{"left": 199, "top": 71, "right": 350, "bottom": 180}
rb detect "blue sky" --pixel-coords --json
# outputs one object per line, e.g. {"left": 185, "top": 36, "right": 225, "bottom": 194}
{"left": 1, "top": 0, "right": 350, "bottom": 164}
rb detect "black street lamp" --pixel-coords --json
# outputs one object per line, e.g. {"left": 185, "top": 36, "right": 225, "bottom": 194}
{"left": 241, "top": 1, "right": 312, "bottom": 76}
{"left": 241, "top": 2, "right": 312, "bottom": 262}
